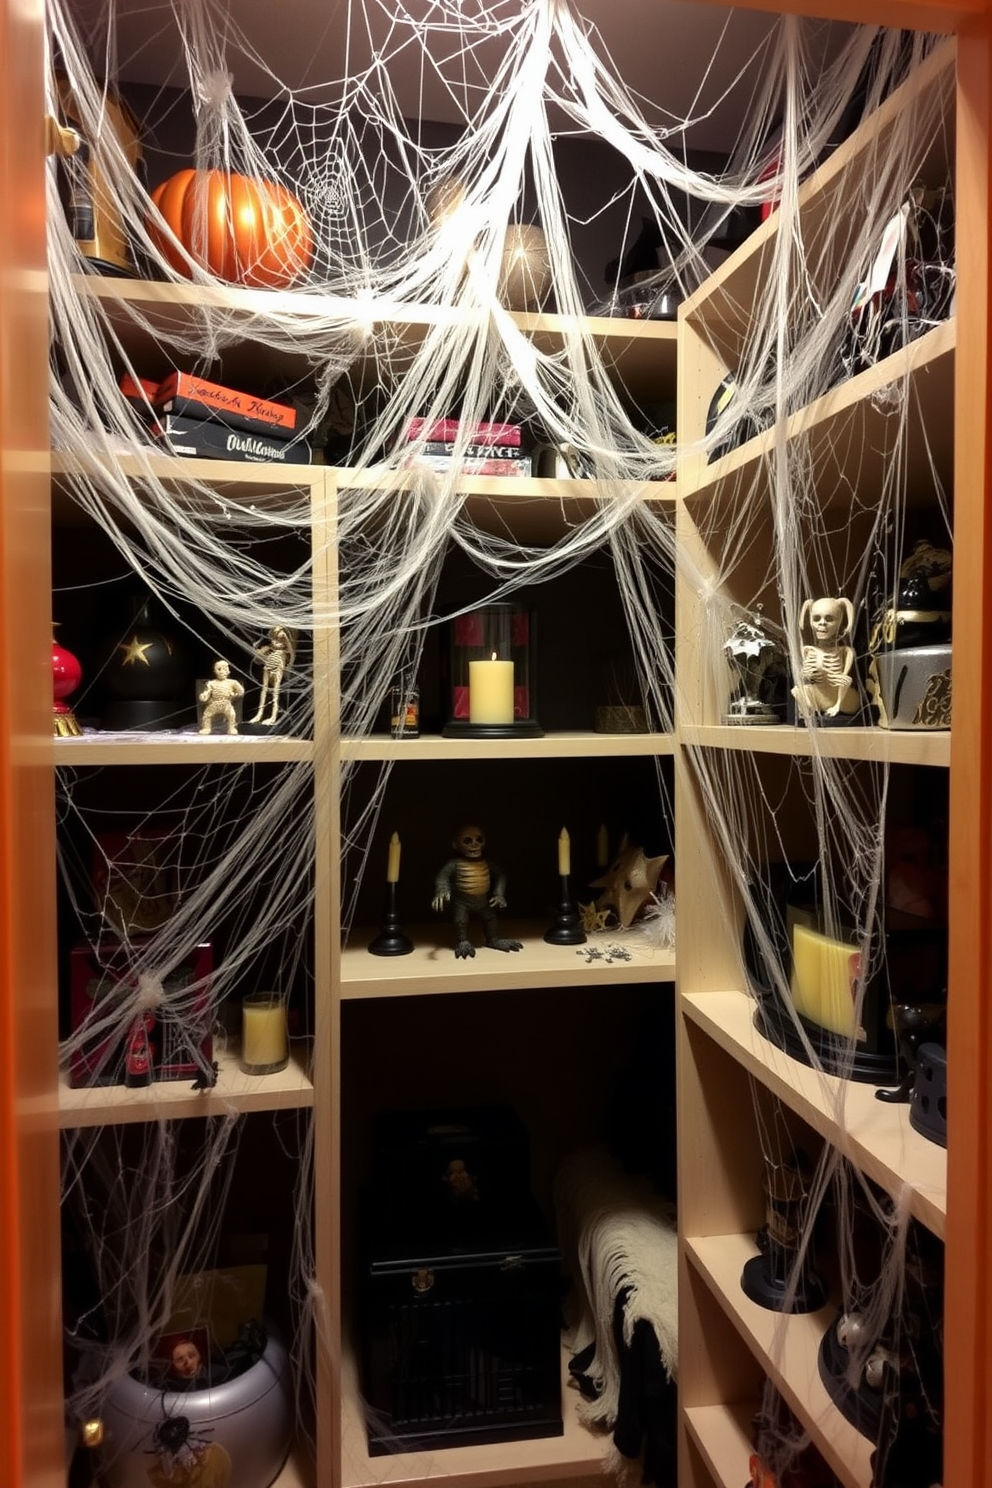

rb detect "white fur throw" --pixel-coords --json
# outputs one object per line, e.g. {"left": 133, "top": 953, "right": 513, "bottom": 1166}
{"left": 554, "top": 1145, "right": 678, "bottom": 1430}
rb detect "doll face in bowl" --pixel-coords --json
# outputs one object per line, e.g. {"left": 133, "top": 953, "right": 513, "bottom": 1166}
{"left": 171, "top": 1339, "right": 202, "bottom": 1380}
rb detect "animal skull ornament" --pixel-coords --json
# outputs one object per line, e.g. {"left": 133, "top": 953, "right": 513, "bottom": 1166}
{"left": 432, "top": 824, "right": 522, "bottom": 959}
{"left": 589, "top": 838, "right": 669, "bottom": 929}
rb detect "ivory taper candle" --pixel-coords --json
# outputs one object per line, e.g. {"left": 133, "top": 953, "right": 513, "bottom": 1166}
{"left": 469, "top": 653, "right": 514, "bottom": 725}
{"left": 240, "top": 993, "right": 289, "bottom": 1075}
{"left": 386, "top": 831, "right": 401, "bottom": 883}
{"left": 558, "top": 827, "right": 571, "bottom": 876}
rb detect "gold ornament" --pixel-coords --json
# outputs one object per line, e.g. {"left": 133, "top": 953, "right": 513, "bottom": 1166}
{"left": 118, "top": 634, "right": 155, "bottom": 666}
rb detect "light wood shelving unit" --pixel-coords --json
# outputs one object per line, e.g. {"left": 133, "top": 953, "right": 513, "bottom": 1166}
{"left": 674, "top": 34, "right": 963, "bottom": 1488}
{"left": 6, "top": 7, "right": 992, "bottom": 1488}
{"left": 52, "top": 258, "right": 678, "bottom": 1488}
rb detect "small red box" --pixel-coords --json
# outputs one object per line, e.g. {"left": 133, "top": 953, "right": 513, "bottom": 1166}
{"left": 68, "top": 941, "right": 214, "bottom": 1088}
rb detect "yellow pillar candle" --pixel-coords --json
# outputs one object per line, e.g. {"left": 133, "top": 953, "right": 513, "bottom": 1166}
{"left": 241, "top": 993, "right": 289, "bottom": 1075}
{"left": 469, "top": 654, "right": 514, "bottom": 725}
{"left": 558, "top": 827, "right": 571, "bottom": 876}
{"left": 790, "top": 925, "right": 863, "bottom": 1040}
{"left": 387, "top": 831, "right": 401, "bottom": 883}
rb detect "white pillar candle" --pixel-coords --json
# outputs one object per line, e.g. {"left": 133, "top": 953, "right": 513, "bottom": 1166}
{"left": 469, "top": 655, "right": 514, "bottom": 725}
{"left": 241, "top": 994, "right": 289, "bottom": 1074}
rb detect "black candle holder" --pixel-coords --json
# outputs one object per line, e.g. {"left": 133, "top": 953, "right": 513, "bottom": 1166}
{"left": 368, "top": 882, "right": 414, "bottom": 956}
{"left": 544, "top": 875, "right": 586, "bottom": 945}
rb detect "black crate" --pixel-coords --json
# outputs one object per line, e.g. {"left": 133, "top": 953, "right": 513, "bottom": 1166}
{"left": 360, "top": 1195, "right": 564, "bottom": 1454}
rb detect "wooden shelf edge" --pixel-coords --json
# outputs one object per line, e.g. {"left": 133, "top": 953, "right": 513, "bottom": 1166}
{"left": 680, "top": 989, "right": 946, "bottom": 1236}
{"left": 59, "top": 1044, "right": 314, "bottom": 1128}
{"left": 684, "top": 1233, "right": 873, "bottom": 1488}
{"left": 683, "top": 1401, "right": 757, "bottom": 1488}
{"left": 342, "top": 922, "right": 676, "bottom": 999}
{"left": 340, "top": 1338, "right": 611, "bottom": 1488}
{"left": 54, "top": 732, "right": 314, "bottom": 766}
{"left": 342, "top": 731, "right": 676, "bottom": 762}
{"left": 76, "top": 271, "right": 678, "bottom": 350}
{"left": 679, "top": 318, "right": 956, "bottom": 503}
{"left": 679, "top": 38, "right": 956, "bottom": 325}
{"left": 677, "top": 723, "right": 951, "bottom": 767}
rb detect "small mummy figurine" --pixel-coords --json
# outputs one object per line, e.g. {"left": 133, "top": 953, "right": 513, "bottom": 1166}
{"left": 791, "top": 597, "right": 860, "bottom": 719}
{"left": 198, "top": 658, "right": 244, "bottom": 735}
{"left": 432, "top": 824, "right": 523, "bottom": 959}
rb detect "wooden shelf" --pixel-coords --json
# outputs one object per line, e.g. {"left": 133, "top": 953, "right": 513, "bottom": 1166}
{"left": 680, "top": 317, "right": 955, "bottom": 508}
{"left": 679, "top": 40, "right": 955, "bottom": 350}
{"left": 274, "top": 1450, "right": 316, "bottom": 1488}
{"left": 343, "top": 730, "right": 675, "bottom": 762}
{"left": 685, "top": 1233, "right": 873, "bottom": 1488}
{"left": 54, "top": 731, "right": 314, "bottom": 766}
{"left": 339, "top": 1337, "right": 610, "bottom": 1488}
{"left": 59, "top": 1043, "right": 313, "bottom": 1128}
{"left": 682, "top": 989, "right": 946, "bottom": 1237}
{"left": 75, "top": 275, "right": 677, "bottom": 403}
{"left": 342, "top": 922, "right": 675, "bottom": 999}
{"left": 678, "top": 723, "right": 950, "bottom": 767}
{"left": 683, "top": 1401, "right": 757, "bottom": 1488}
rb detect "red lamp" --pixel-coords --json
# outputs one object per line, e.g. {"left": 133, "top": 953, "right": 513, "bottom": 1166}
{"left": 52, "top": 633, "right": 83, "bottom": 737}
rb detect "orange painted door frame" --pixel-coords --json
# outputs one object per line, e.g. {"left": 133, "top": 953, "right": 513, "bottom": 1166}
{"left": 0, "top": 0, "right": 65, "bottom": 1483}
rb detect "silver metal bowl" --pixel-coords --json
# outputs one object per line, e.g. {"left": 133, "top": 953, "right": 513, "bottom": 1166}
{"left": 97, "top": 1330, "right": 293, "bottom": 1488}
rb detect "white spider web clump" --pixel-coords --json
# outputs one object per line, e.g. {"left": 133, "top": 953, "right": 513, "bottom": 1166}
{"left": 49, "top": 0, "right": 951, "bottom": 1478}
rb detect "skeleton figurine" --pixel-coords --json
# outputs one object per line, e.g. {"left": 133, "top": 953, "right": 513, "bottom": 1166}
{"left": 432, "top": 824, "right": 523, "bottom": 959}
{"left": 791, "top": 596, "right": 860, "bottom": 719}
{"left": 250, "top": 625, "right": 297, "bottom": 726}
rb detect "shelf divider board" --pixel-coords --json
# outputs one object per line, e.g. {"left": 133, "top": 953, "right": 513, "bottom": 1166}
{"left": 58, "top": 1044, "right": 313, "bottom": 1129}
{"left": 342, "top": 731, "right": 675, "bottom": 762}
{"left": 685, "top": 1233, "right": 874, "bottom": 1488}
{"left": 75, "top": 274, "right": 677, "bottom": 406}
{"left": 683, "top": 1401, "right": 759, "bottom": 1488}
{"left": 54, "top": 735, "right": 314, "bottom": 765}
{"left": 311, "top": 469, "right": 344, "bottom": 1488}
{"left": 341, "top": 922, "right": 675, "bottom": 999}
{"left": 683, "top": 988, "right": 947, "bottom": 1237}
{"left": 678, "top": 37, "right": 956, "bottom": 349}
{"left": 680, "top": 318, "right": 955, "bottom": 507}
{"left": 679, "top": 724, "right": 950, "bottom": 767}
{"left": 339, "top": 1336, "right": 610, "bottom": 1488}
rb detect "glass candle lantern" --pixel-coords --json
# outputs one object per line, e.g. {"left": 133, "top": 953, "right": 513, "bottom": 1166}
{"left": 441, "top": 602, "right": 542, "bottom": 738}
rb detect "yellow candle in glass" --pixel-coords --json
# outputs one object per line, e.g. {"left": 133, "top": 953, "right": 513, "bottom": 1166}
{"left": 558, "top": 827, "right": 571, "bottom": 876}
{"left": 469, "top": 654, "right": 514, "bottom": 725}
{"left": 241, "top": 993, "right": 289, "bottom": 1074}
{"left": 387, "top": 831, "right": 401, "bottom": 883}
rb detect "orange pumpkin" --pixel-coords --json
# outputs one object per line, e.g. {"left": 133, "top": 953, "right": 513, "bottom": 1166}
{"left": 149, "top": 169, "right": 313, "bottom": 289}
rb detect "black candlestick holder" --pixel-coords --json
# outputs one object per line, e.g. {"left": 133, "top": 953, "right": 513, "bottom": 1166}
{"left": 368, "top": 882, "right": 414, "bottom": 956}
{"left": 544, "top": 875, "right": 586, "bottom": 945}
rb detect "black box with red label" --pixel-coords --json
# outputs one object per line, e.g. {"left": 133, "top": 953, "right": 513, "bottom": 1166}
{"left": 68, "top": 940, "right": 214, "bottom": 1087}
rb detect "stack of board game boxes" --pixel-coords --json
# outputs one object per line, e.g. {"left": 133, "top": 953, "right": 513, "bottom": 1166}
{"left": 122, "top": 371, "right": 312, "bottom": 464}
{"left": 403, "top": 417, "right": 531, "bottom": 475}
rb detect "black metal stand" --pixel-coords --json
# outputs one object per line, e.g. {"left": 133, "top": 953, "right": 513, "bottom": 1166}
{"left": 543, "top": 874, "right": 586, "bottom": 945}
{"left": 368, "top": 882, "right": 414, "bottom": 956}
